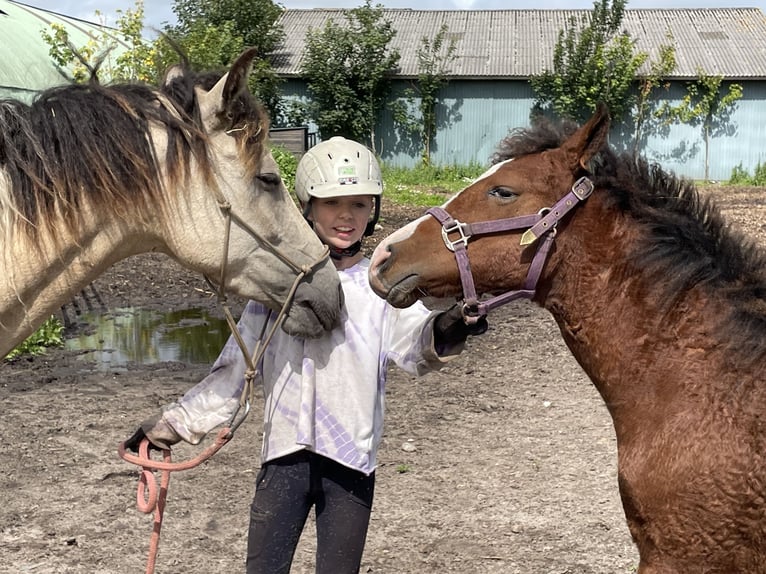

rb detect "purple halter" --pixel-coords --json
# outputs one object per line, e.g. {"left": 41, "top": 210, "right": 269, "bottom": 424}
{"left": 426, "top": 176, "right": 594, "bottom": 324}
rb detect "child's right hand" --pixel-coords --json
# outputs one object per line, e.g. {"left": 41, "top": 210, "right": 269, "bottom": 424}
{"left": 433, "top": 303, "right": 489, "bottom": 347}
{"left": 123, "top": 412, "right": 182, "bottom": 452}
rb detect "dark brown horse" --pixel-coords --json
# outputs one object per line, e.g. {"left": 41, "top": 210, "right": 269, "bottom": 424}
{"left": 369, "top": 103, "right": 766, "bottom": 573}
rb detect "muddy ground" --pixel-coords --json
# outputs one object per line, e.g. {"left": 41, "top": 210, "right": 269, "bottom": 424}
{"left": 1, "top": 186, "right": 764, "bottom": 574}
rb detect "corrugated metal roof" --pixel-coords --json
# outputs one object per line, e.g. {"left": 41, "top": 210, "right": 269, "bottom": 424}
{"left": 0, "top": 0, "right": 129, "bottom": 98}
{"left": 273, "top": 8, "right": 766, "bottom": 80}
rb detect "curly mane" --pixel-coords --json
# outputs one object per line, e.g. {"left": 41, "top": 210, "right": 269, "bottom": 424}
{"left": 494, "top": 114, "right": 766, "bottom": 361}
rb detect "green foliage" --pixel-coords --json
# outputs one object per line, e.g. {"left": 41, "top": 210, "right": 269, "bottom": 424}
{"left": 164, "top": 20, "right": 245, "bottom": 70}
{"left": 382, "top": 162, "right": 485, "bottom": 207}
{"left": 166, "top": 0, "right": 285, "bottom": 119}
{"left": 658, "top": 72, "right": 743, "bottom": 127}
{"left": 396, "top": 464, "right": 411, "bottom": 473}
{"left": 529, "top": 0, "right": 648, "bottom": 123}
{"left": 272, "top": 146, "right": 299, "bottom": 194}
{"left": 728, "top": 162, "right": 766, "bottom": 186}
{"left": 171, "top": 0, "right": 284, "bottom": 52}
{"left": 632, "top": 33, "right": 676, "bottom": 151}
{"left": 657, "top": 70, "right": 743, "bottom": 180}
{"left": 5, "top": 316, "right": 64, "bottom": 360}
{"left": 40, "top": 0, "right": 162, "bottom": 83}
{"left": 412, "top": 24, "right": 458, "bottom": 165}
{"left": 756, "top": 163, "right": 766, "bottom": 187}
{"left": 729, "top": 163, "right": 750, "bottom": 185}
{"left": 293, "top": 0, "right": 400, "bottom": 149}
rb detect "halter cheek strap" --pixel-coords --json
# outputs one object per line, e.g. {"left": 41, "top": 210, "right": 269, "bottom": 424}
{"left": 427, "top": 176, "right": 594, "bottom": 323}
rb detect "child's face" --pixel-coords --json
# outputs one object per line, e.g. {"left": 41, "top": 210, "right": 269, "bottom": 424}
{"left": 308, "top": 194, "right": 374, "bottom": 250}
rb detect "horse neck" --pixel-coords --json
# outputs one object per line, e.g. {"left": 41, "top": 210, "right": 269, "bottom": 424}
{"left": 536, "top": 217, "right": 702, "bottom": 437}
{"left": 0, "top": 212, "right": 155, "bottom": 356}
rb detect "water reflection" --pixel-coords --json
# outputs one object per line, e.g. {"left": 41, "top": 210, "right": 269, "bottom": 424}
{"left": 65, "top": 307, "right": 230, "bottom": 370}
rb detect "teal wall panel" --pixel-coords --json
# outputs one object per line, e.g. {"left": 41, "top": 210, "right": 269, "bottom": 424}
{"left": 279, "top": 78, "right": 766, "bottom": 181}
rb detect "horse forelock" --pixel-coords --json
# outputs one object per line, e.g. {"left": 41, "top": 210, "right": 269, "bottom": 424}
{"left": 163, "top": 68, "right": 270, "bottom": 183}
{"left": 494, "top": 114, "right": 766, "bottom": 362}
{"left": 492, "top": 115, "right": 580, "bottom": 164}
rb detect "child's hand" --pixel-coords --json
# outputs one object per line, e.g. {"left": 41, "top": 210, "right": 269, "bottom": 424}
{"left": 433, "top": 303, "right": 488, "bottom": 347}
{"left": 123, "top": 412, "right": 182, "bottom": 452}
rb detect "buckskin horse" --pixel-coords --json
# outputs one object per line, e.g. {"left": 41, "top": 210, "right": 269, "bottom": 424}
{"left": 0, "top": 48, "right": 341, "bottom": 356}
{"left": 369, "top": 103, "right": 766, "bottom": 573}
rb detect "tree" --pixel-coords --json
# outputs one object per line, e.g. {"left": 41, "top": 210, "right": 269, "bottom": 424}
{"left": 632, "top": 33, "right": 676, "bottom": 153}
{"left": 413, "top": 24, "right": 458, "bottom": 165}
{"left": 165, "top": 0, "right": 285, "bottom": 120}
{"left": 294, "top": 0, "right": 400, "bottom": 149}
{"left": 41, "top": 0, "right": 161, "bottom": 84}
{"left": 657, "top": 70, "right": 743, "bottom": 180}
{"left": 529, "top": 0, "right": 647, "bottom": 124}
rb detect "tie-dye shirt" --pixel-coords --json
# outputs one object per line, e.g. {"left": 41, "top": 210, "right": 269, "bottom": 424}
{"left": 161, "top": 258, "right": 459, "bottom": 475}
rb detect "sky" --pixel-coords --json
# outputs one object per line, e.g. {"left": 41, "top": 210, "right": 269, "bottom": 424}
{"left": 15, "top": 0, "right": 766, "bottom": 31}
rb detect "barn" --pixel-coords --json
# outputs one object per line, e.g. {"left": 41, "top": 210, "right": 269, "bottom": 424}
{"left": 273, "top": 8, "right": 766, "bottom": 180}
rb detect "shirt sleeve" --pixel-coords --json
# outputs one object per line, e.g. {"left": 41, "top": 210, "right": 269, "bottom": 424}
{"left": 385, "top": 302, "right": 464, "bottom": 377}
{"left": 160, "top": 301, "right": 270, "bottom": 444}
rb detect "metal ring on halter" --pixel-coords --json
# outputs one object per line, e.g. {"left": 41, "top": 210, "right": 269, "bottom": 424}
{"left": 441, "top": 219, "right": 472, "bottom": 252}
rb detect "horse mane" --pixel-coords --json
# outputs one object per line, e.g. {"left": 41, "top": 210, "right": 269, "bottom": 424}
{"left": 0, "top": 60, "right": 269, "bottom": 245}
{"left": 493, "top": 115, "right": 766, "bottom": 362}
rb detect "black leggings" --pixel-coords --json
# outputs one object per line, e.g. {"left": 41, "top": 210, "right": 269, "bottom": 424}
{"left": 246, "top": 450, "right": 375, "bottom": 574}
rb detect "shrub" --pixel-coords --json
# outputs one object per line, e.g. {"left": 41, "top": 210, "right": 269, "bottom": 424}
{"left": 271, "top": 145, "right": 299, "bottom": 196}
{"left": 753, "top": 162, "right": 766, "bottom": 187}
{"left": 5, "top": 316, "right": 64, "bottom": 360}
{"left": 728, "top": 163, "right": 750, "bottom": 185}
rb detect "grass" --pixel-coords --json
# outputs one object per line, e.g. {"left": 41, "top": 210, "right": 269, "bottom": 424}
{"left": 382, "top": 162, "right": 485, "bottom": 206}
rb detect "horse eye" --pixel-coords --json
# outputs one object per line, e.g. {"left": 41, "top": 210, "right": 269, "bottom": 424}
{"left": 256, "top": 172, "right": 282, "bottom": 188}
{"left": 488, "top": 187, "right": 517, "bottom": 200}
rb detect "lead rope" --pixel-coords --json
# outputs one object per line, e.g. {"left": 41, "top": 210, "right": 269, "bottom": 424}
{"left": 119, "top": 190, "right": 331, "bottom": 574}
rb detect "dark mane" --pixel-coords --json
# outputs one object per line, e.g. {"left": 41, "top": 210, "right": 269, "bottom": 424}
{"left": 494, "top": 115, "right": 766, "bottom": 362}
{"left": 0, "top": 61, "right": 269, "bottom": 243}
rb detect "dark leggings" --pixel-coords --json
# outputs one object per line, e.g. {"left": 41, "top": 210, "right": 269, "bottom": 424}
{"left": 246, "top": 450, "right": 375, "bottom": 574}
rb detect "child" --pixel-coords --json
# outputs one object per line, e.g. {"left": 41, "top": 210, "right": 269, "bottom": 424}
{"left": 124, "top": 136, "right": 486, "bottom": 573}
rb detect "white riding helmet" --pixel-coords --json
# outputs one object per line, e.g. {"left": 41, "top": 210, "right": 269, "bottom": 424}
{"left": 296, "top": 136, "right": 383, "bottom": 237}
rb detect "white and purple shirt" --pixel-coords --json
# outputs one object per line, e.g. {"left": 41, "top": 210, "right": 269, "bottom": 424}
{"left": 161, "top": 258, "right": 459, "bottom": 475}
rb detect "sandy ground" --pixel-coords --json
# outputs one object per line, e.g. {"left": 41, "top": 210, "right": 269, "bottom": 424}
{"left": 1, "top": 185, "right": 763, "bottom": 574}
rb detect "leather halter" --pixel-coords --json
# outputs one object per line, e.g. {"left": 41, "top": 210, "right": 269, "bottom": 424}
{"left": 427, "top": 176, "right": 594, "bottom": 324}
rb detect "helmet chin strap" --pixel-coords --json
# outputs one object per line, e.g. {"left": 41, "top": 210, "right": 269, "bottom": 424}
{"left": 328, "top": 241, "right": 363, "bottom": 260}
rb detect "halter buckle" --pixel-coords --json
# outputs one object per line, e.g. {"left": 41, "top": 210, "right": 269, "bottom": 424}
{"left": 441, "top": 219, "right": 472, "bottom": 252}
{"left": 572, "top": 176, "right": 594, "bottom": 200}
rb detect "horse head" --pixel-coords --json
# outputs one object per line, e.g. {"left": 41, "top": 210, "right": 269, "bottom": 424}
{"left": 0, "top": 48, "right": 341, "bottom": 354}
{"left": 369, "top": 104, "right": 610, "bottom": 314}
{"left": 155, "top": 48, "right": 342, "bottom": 338}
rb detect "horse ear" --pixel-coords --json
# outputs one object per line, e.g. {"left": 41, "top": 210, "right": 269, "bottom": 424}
{"left": 562, "top": 102, "right": 610, "bottom": 172}
{"left": 197, "top": 47, "right": 259, "bottom": 131}
{"left": 162, "top": 64, "right": 184, "bottom": 86}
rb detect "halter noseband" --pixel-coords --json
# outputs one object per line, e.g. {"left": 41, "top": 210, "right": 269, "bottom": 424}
{"left": 427, "top": 176, "right": 594, "bottom": 324}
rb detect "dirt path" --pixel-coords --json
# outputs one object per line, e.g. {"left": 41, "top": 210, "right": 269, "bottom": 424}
{"left": 1, "top": 186, "right": 763, "bottom": 574}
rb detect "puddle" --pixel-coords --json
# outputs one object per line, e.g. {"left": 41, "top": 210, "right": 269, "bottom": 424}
{"left": 65, "top": 307, "right": 230, "bottom": 370}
